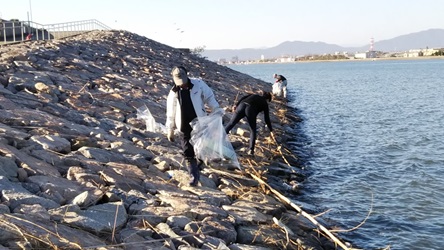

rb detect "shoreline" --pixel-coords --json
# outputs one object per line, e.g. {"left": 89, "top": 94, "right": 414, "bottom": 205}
{"left": 229, "top": 55, "right": 444, "bottom": 65}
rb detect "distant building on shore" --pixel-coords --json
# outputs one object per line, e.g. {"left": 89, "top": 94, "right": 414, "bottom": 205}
{"left": 354, "top": 37, "right": 378, "bottom": 59}
{"left": 354, "top": 50, "right": 378, "bottom": 59}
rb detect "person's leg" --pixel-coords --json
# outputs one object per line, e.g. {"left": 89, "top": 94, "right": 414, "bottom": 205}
{"left": 245, "top": 107, "right": 258, "bottom": 155}
{"left": 225, "top": 103, "right": 246, "bottom": 134}
{"left": 181, "top": 124, "right": 199, "bottom": 186}
{"left": 181, "top": 124, "right": 195, "bottom": 159}
{"left": 186, "top": 157, "right": 200, "bottom": 186}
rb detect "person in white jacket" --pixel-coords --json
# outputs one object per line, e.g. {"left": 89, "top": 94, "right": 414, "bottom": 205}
{"left": 166, "top": 66, "right": 220, "bottom": 186}
{"left": 273, "top": 73, "right": 288, "bottom": 99}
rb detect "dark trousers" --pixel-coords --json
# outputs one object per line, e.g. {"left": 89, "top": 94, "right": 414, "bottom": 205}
{"left": 180, "top": 122, "right": 195, "bottom": 160}
{"left": 225, "top": 102, "right": 259, "bottom": 152}
{"left": 180, "top": 122, "right": 200, "bottom": 181}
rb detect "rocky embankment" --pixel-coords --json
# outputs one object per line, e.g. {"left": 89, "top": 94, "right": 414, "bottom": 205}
{"left": 0, "top": 30, "right": 344, "bottom": 249}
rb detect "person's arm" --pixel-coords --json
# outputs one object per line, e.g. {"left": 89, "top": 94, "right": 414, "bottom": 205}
{"left": 165, "top": 90, "right": 177, "bottom": 141}
{"left": 263, "top": 103, "right": 273, "bottom": 132}
{"left": 200, "top": 80, "right": 220, "bottom": 111}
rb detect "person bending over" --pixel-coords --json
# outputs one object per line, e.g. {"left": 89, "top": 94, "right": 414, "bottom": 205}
{"left": 225, "top": 91, "right": 273, "bottom": 156}
{"left": 273, "top": 73, "right": 288, "bottom": 98}
{"left": 166, "top": 66, "right": 220, "bottom": 186}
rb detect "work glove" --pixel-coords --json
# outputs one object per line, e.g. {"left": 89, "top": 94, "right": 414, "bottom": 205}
{"left": 167, "top": 130, "right": 175, "bottom": 142}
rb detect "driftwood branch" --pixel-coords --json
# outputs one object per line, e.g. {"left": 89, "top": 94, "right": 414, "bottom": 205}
{"left": 331, "top": 192, "right": 374, "bottom": 233}
{"left": 2, "top": 214, "right": 83, "bottom": 249}
{"left": 270, "top": 131, "right": 292, "bottom": 167}
{"left": 273, "top": 217, "right": 294, "bottom": 247}
{"left": 250, "top": 174, "right": 351, "bottom": 250}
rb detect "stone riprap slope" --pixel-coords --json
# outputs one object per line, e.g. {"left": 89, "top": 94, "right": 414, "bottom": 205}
{"left": 0, "top": 30, "right": 337, "bottom": 249}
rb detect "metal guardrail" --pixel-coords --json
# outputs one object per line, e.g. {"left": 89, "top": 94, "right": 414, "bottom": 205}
{"left": 0, "top": 19, "right": 111, "bottom": 44}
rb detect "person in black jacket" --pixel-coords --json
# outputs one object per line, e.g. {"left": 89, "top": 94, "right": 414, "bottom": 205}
{"left": 225, "top": 91, "right": 273, "bottom": 156}
{"left": 166, "top": 66, "right": 220, "bottom": 186}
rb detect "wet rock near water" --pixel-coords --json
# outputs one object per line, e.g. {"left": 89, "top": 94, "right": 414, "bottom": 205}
{"left": 0, "top": 30, "right": 339, "bottom": 249}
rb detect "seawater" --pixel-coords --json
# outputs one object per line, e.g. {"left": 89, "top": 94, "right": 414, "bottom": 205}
{"left": 229, "top": 59, "right": 444, "bottom": 250}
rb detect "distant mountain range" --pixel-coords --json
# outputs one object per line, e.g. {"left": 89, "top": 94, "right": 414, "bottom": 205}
{"left": 202, "top": 29, "right": 444, "bottom": 61}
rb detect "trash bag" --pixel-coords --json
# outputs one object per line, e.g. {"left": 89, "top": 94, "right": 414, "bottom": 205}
{"left": 136, "top": 105, "right": 166, "bottom": 134}
{"left": 190, "top": 108, "right": 240, "bottom": 169}
{"left": 272, "top": 82, "right": 283, "bottom": 97}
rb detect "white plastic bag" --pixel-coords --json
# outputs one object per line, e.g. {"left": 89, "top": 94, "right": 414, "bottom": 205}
{"left": 190, "top": 109, "right": 240, "bottom": 169}
{"left": 136, "top": 105, "right": 166, "bottom": 134}
{"left": 272, "top": 82, "right": 283, "bottom": 96}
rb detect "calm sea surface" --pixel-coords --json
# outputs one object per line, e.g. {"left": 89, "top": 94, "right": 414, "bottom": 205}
{"left": 229, "top": 59, "right": 444, "bottom": 250}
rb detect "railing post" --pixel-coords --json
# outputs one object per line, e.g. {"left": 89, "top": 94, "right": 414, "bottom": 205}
{"left": 2, "top": 22, "right": 6, "bottom": 43}
{"left": 21, "top": 23, "right": 25, "bottom": 41}
{"left": 1, "top": 19, "right": 110, "bottom": 44}
{"left": 12, "top": 22, "right": 16, "bottom": 42}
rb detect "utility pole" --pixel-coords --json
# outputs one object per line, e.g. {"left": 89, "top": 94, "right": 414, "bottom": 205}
{"left": 29, "top": 0, "right": 33, "bottom": 23}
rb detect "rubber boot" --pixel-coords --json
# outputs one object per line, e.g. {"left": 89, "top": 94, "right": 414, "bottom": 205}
{"left": 187, "top": 158, "right": 200, "bottom": 186}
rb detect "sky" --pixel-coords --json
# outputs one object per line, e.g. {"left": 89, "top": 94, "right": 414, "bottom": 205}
{"left": 2, "top": 0, "right": 444, "bottom": 50}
